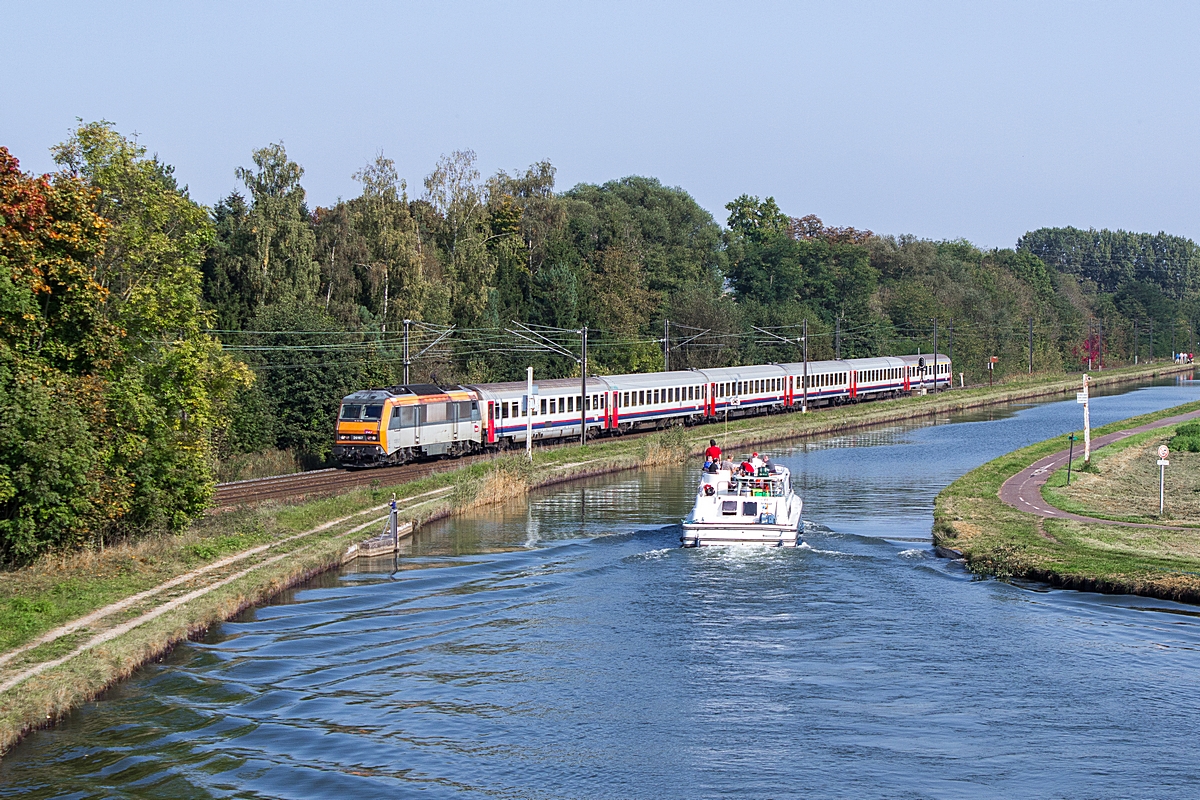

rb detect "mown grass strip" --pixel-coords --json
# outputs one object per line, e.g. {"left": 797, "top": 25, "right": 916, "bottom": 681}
{"left": 935, "top": 398, "right": 1200, "bottom": 599}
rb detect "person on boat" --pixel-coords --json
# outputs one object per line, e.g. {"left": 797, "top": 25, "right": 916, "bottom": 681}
{"left": 705, "top": 439, "right": 722, "bottom": 463}
{"left": 750, "top": 452, "right": 764, "bottom": 470}
{"left": 740, "top": 459, "right": 755, "bottom": 475}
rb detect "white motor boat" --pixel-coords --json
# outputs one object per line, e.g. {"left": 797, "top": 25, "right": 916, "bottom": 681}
{"left": 681, "top": 461, "right": 803, "bottom": 547}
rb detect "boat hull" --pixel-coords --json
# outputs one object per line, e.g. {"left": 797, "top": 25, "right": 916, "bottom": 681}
{"left": 680, "top": 522, "right": 801, "bottom": 548}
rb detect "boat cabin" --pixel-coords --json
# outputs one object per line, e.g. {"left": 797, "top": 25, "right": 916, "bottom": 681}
{"left": 699, "top": 468, "right": 791, "bottom": 498}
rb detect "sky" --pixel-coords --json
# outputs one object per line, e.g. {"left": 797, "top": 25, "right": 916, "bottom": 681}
{"left": 4, "top": 1, "right": 1199, "bottom": 249}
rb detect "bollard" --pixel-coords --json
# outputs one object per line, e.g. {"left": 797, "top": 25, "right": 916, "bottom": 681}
{"left": 390, "top": 493, "right": 399, "bottom": 551}
{"left": 1066, "top": 434, "right": 1076, "bottom": 486}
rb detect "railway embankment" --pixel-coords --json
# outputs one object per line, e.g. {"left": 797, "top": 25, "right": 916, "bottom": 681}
{"left": 934, "top": 397, "right": 1200, "bottom": 603}
{"left": 0, "top": 360, "right": 1191, "bottom": 753}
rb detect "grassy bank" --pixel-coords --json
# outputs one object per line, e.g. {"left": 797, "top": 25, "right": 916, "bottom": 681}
{"left": 1041, "top": 426, "right": 1200, "bottom": 526}
{"left": 0, "top": 360, "right": 1189, "bottom": 753}
{"left": 934, "top": 397, "right": 1200, "bottom": 603}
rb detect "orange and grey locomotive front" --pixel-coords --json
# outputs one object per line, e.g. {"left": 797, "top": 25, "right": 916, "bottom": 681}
{"left": 333, "top": 384, "right": 482, "bottom": 466}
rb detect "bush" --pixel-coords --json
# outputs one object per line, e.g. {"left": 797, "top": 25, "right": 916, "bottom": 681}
{"left": 1171, "top": 423, "right": 1200, "bottom": 453}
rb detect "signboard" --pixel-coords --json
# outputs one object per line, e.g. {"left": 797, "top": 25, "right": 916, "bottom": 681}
{"left": 1158, "top": 459, "right": 1170, "bottom": 467}
{"left": 1159, "top": 445, "right": 1170, "bottom": 459}
{"left": 1077, "top": 392, "right": 1087, "bottom": 403}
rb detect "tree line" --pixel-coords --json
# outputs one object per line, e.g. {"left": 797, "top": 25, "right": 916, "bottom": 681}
{"left": 4, "top": 121, "right": 1200, "bottom": 563}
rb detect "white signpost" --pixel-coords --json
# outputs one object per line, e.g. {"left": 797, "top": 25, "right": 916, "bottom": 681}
{"left": 1080, "top": 375, "right": 1091, "bottom": 463}
{"left": 526, "top": 366, "right": 534, "bottom": 461}
{"left": 1158, "top": 444, "right": 1170, "bottom": 516}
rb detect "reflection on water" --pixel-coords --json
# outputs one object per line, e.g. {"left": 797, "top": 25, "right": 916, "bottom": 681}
{"left": 4, "top": 375, "right": 1200, "bottom": 799}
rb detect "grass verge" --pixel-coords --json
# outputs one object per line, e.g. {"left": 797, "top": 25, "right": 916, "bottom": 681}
{"left": 1041, "top": 427, "right": 1200, "bottom": 526}
{"left": 934, "top": 397, "right": 1200, "bottom": 601}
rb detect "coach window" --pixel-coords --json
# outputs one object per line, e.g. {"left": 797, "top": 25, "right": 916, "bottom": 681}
{"left": 539, "top": 398, "right": 546, "bottom": 415}
{"left": 501, "top": 403, "right": 509, "bottom": 419}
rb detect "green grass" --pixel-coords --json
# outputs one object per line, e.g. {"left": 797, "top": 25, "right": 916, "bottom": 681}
{"left": 935, "top": 398, "right": 1200, "bottom": 599}
{"left": 1038, "top": 427, "right": 1200, "bottom": 526}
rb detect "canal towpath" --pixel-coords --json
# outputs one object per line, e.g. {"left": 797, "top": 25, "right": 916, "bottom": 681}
{"left": 998, "top": 407, "right": 1200, "bottom": 529}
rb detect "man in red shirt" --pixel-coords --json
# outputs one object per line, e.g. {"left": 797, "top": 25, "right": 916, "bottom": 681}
{"left": 705, "top": 439, "right": 722, "bottom": 463}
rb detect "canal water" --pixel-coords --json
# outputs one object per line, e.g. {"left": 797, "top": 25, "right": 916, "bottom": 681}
{"left": 5, "top": 377, "right": 1200, "bottom": 798}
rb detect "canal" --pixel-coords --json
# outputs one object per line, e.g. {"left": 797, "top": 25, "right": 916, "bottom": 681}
{"left": 5, "top": 377, "right": 1200, "bottom": 798}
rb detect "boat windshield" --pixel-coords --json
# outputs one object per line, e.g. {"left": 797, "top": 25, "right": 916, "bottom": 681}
{"left": 729, "top": 474, "right": 788, "bottom": 497}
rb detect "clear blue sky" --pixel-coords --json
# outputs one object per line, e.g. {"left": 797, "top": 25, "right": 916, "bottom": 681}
{"left": 4, "top": 1, "right": 1198, "bottom": 249}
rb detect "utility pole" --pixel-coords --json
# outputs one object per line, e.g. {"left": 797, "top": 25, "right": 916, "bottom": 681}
{"left": 932, "top": 319, "right": 939, "bottom": 393}
{"left": 948, "top": 319, "right": 954, "bottom": 367}
{"left": 1099, "top": 318, "right": 1104, "bottom": 370}
{"left": 580, "top": 326, "right": 588, "bottom": 447}
{"left": 1028, "top": 316, "right": 1034, "bottom": 374}
{"left": 526, "top": 366, "right": 533, "bottom": 461}
{"left": 1134, "top": 320, "right": 1139, "bottom": 365}
{"left": 835, "top": 317, "right": 841, "bottom": 360}
{"left": 402, "top": 319, "right": 411, "bottom": 385}
{"left": 1149, "top": 318, "right": 1154, "bottom": 362}
{"left": 664, "top": 319, "right": 670, "bottom": 371}
{"left": 802, "top": 318, "right": 809, "bottom": 413}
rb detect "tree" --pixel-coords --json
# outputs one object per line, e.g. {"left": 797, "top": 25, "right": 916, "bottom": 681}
{"left": 235, "top": 142, "right": 320, "bottom": 307}
{"left": 52, "top": 121, "right": 250, "bottom": 533}
{"left": 424, "top": 150, "right": 491, "bottom": 326}
{"left": 347, "top": 152, "right": 427, "bottom": 330}
{"left": 0, "top": 145, "right": 117, "bottom": 562}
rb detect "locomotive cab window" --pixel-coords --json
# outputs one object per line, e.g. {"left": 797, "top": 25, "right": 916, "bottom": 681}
{"left": 340, "top": 404, "right": 363, "bottom": 420}
{"left": 363, "top": 404, "right": 383, "bottom": 420}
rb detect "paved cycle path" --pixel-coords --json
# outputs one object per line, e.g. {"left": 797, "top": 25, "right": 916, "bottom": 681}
{"left": 997, "top": 408, "right": 1200, "bottom": 530}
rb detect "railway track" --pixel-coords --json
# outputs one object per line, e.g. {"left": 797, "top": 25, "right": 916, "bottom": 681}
{"left": 212, "top": 424, "right": 665, "bottom": 509}
{"left": 211, "top": 457, "right": 490, "bottom": 508}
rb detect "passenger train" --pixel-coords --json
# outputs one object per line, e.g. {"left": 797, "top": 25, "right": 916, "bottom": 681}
{"left": 332, "top": 353, "right": 952, "bottom": 466}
